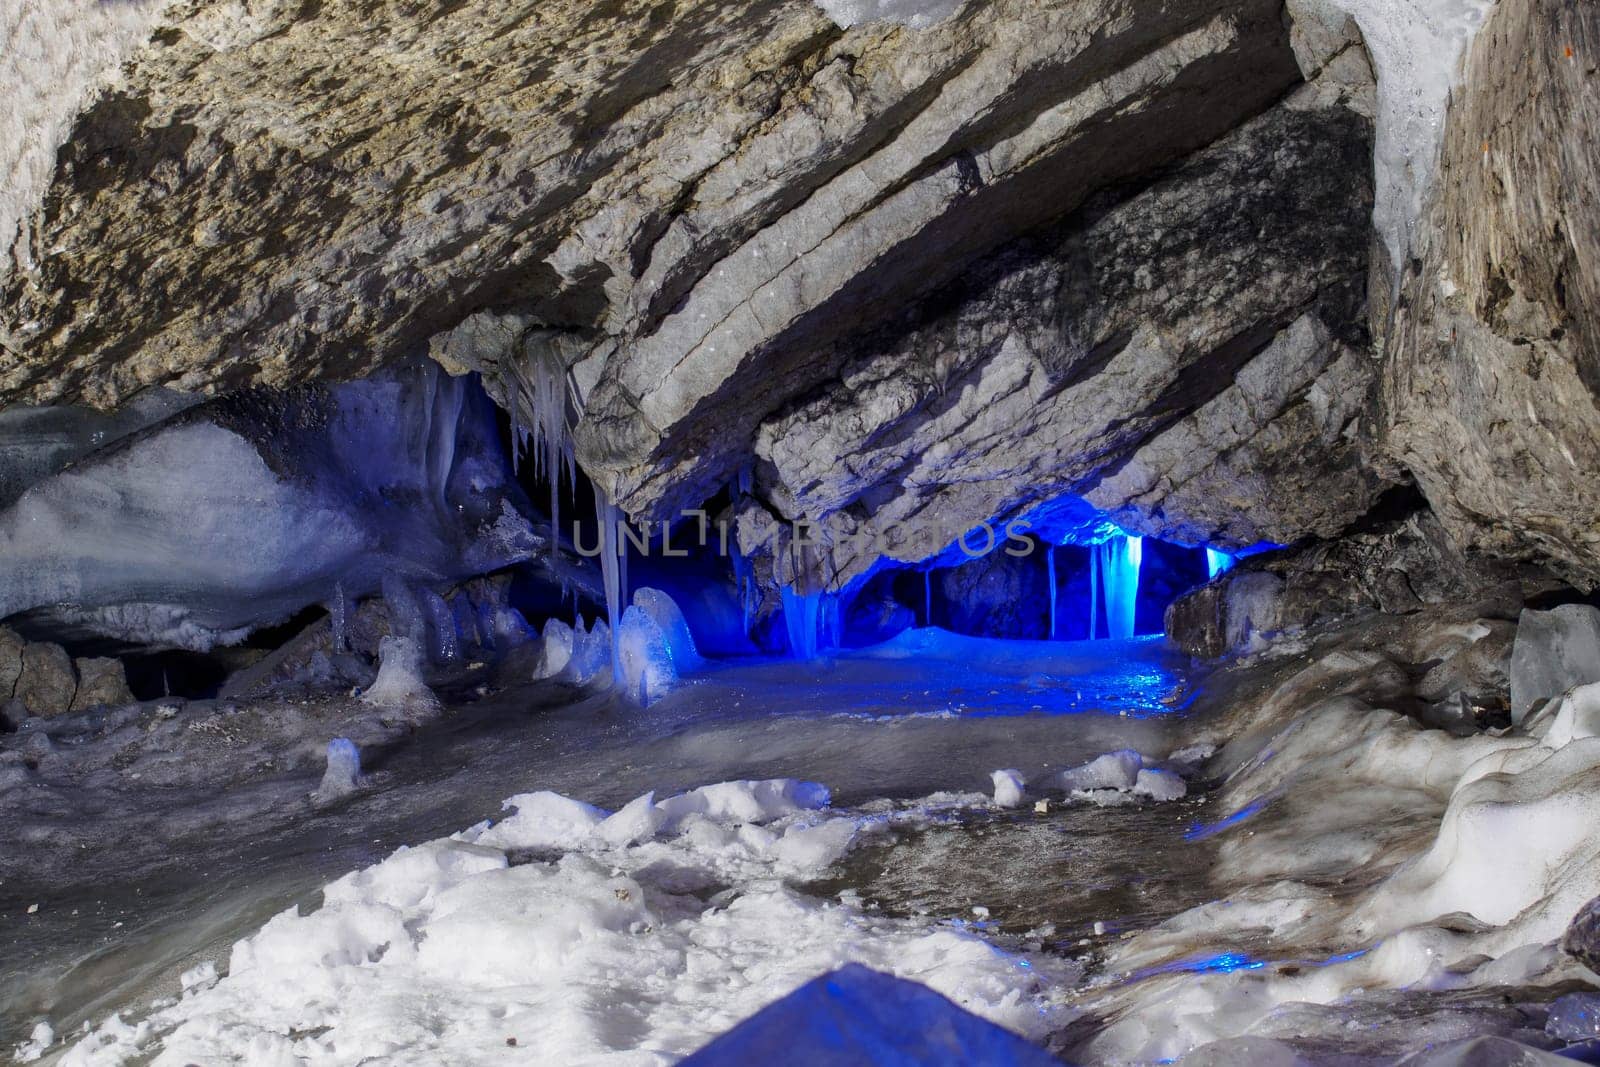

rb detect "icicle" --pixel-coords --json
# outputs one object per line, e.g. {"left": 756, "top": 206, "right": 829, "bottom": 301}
{"left": 329, "top": 581, "right": 351, "bottom": 654}
{"left": 1206, "top": 547, "right": 1235, "bottom": 579}
{"left": 1088, "top": 547, "right": 1100, "bottom": 641}
{"left": 1047, "top": 547, "right": 1058, "bottom": 640}
{"left": 1095, "top": 534, "right": 1143, "bottom": 640}
{"left": 596, "top": 487, "right": 625, "bottom": 683}
{"left": 923, "top": 569, "right": 932, "bottom": 628}
{"left": 782, "top": 586, "right": 822, "bottom": 660}
{"left": 421, "top": 588, "right": 459, "bottom": 664}
{"left": 381, "top": 573, "right": 426, "bottom": 645}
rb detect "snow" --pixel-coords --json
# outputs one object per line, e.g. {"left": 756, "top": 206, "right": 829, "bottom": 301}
{"left": 1298, "top": 0, "right": 1496, "bottom": 268}
{"left": 1058, "top": 749, "right": 1143, "bottom": 793}
{"left": 60, "top": 778, "right": 1076, "bottom": 1066}
{"left": 15, "top": 1020, "right": 53, "bottom": 1063}
{"left": 2, "top": 0, "right": 172, "bottom": 275}
{"left": 359, "top": 637, "right": 440, "bottom": 713}
{"left": 811, "top": 0, "right": 967, "bottom": 31}
{"left": 990, "top": 768, "right": 1026, "bottom": 808}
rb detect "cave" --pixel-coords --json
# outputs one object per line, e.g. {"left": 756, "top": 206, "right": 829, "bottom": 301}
{"left": 3, "top": 0, "right": 1599, "bottom": 1063}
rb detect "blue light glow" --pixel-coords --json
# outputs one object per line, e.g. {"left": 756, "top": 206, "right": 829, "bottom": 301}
{"left": 1185, "top": 796, "right": 1271, "bottom": 841}
{"left": 1205, "top": 547, "right": 1234, "bottom": 579}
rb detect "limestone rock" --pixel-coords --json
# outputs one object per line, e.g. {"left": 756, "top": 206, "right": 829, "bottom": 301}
{"left": 1562, "top": 894, "right": 1600, "bottom": 975}
{"left": 13, "top": 641, "right": 77, "bottom": 717}
{"left": 1381, "top": 0, "right": 1600, "bottom": 589}
{"left": 0, "top": 626, "right": 22, "bottom": 697}
{"left": 1166, "top": 506, "right": 1536, "bottom": 658}
{"left": 69, "top": 657, "right": 135, "bottom": 712}
{"left": 748, "top": 89, "right": 1385, "bottom": 584}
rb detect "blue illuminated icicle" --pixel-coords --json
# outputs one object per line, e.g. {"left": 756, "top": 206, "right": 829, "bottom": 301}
{"left": 1047, "top": 546, "right": 1058, "bottom": 640}
{"left": 1096, "top": 533, "right": 1143, "bottom": 640}
{"left": 1206, "top": 547, "right": 1234, "bottom": 579}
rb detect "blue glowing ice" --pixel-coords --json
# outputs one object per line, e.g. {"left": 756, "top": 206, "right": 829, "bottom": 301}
{"left": 1206, "top": 547, "right": 1235, "bottom": 579}
{"left": 1093, "top": 533, "right": 1143, "bottom": 640}
{"left": 681, "top": 963, "right": 1064, "bottom": 1066}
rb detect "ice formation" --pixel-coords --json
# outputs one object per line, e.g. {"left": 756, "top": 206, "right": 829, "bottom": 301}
{"left": 1296, "top": 0, "right": 1496, "bottom": 268}
{"left": 359, "top": 637, "right": 440, "bottom": 713}
{"left": 616, "top": 605, "right": 677, "bottom": 706}
{"left": 2, "top": 0, "right": 172, "bottom": 275}
{"left": 1095, "top": 534, "right": 1143, "bottom": 641}
{"left": 312, "top": 739, "right": 363, "bottom": 804}
{"left": 61, "top": 779, "right": 1075, "bottom": 1065}
{"left": 811, "top": 0, "right": 968, "bottom": 31}
{"left": 0, "top": 364, "right": 537, "bottom": 650}
{"left": 1205, "top": 548, "right": 1234, "bottom": 580}
{"left": 631, "top": 586, "right": 703, "bottom": 673}
{"left": 990, "top": 768, "right": 1026, "bottom": 808}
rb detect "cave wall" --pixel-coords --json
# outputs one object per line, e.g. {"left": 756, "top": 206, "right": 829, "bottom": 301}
{"left": 0, "top": 0, "right": 1595, "bottom": 633}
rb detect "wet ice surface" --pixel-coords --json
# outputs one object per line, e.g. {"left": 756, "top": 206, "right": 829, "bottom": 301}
{"left": 0, "top": 633, "right": 1189, "bottom": 1047}
{"left": 12, "top": 623, "right": 1598, "bottom": 1064}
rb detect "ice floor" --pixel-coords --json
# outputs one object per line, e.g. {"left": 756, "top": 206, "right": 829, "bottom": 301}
{"left": 10, "top": 623, "right": 1600, "bottom": 1064}
{"left": 1, "top": 634, "right": 1193, "bottom": 1055}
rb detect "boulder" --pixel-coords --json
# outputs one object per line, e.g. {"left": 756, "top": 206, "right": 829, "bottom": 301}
{"left": 1510, "top": 605, "right": 1600, "bottom": 724}
{"left": 69, "top": 657, "right": 134, "bottom": 712}
{"left": 0, "top": 626, "right": 22, "bottom": 697}
{"left": 1561, "top": 894, "right": 1600, "bottom": 975}
{"left": 13, "top": 641, "right": 76, "bottom": 717}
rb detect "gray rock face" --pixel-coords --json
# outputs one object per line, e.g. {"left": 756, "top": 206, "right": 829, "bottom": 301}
{"left": 747, "top": 90, "right": 1385, "bottom": 584}
{"left": 1166, "top": 507, "right": 1537, "bottom": 658}
{"left": 1381, "top": 0, "right": 1600, "bottom": 590}
{"left": 1509, "top": 605, "right": 1600, "bottom": 724}
{"left": 1562, "top": 894, "right": 1600, "bottom": 975}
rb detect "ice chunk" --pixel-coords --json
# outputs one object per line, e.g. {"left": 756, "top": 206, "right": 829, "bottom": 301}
{"left": 1541, "top": 681, "right": 1600, "bottom": 749}
{"left": 811, "top": 0, "right": 968, "bottom": 32}
{"left": 680, "top": 963, "right": 1064, "bottom": 1067}
{"left": 631, "top": 586, "right": 703, "bottom": 672}
{"left": 179, "top": 961, "right": 218, "bottom": 995}
{"left": 617, "top": 604, "right": 678, "bottom": 706}
{"left": 1393, "top": 1036, "right": 1572, "bottom": 1066}
{"left": 1546, "top": 992, "right": 1600, "bottom": 1042}
{"left": 1510, "top": 605, "right": 1600, "bottom": 723}
{"left": 1132, "top": 768, "right": 1187, "bottom": 802}
{"left": 360, "top": 637, "right": 440, "bottom": 712}
{"left": 1059, "top": 750, "right": 1143, "bottom": 792}
{"left": 564, "top": 618, "right": 612, "bottom": 686}
{"left": 533, "top": 618, "right": 575, "bottom": 680}
{"left": 475, "top": 791, "right": 607, "bottom": 852}
{"left": 313, "top": 738, "right": 363, "bottom": 803}
{"left": 991, "top": 769, "right": 1026, "bottom": 808}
